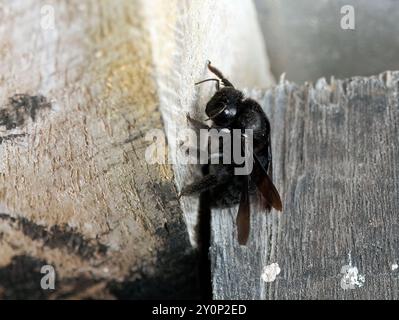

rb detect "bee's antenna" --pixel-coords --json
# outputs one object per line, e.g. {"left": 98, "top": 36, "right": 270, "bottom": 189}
{"left": 195, "top": 78, "right": 220, "bottom": 91}
{"left": 207, "top": 104, "right": 228, "bottom": 120}
{"left": 194, "top": 78, "right": 219, "bottom": 86}
{"left": 207, "top": 61, "right": 234, "bottom": 88}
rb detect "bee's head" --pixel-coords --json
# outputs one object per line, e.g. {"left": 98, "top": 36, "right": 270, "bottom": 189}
{"left": 205, "top": 87, "right": 244, "bottom": 126}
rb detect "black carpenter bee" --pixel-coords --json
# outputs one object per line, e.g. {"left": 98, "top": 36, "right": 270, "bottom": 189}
{"left": 181, "top": 61, "right": 282, "bottom": 245}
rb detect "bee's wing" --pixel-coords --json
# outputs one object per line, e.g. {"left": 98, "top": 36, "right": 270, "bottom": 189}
{"left": 256, "top": 134, "right": 274, "bottom": 211}
{"left": 236, "top": 175, "right": 250, "bottom": 245}
{"left": 267, "top": 134, "right": 273, "bottom": 180}
{"left": 253, "top": 152, "right": 282, "bottom": 212}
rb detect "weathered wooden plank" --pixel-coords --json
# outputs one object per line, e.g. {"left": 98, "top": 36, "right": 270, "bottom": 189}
{"left": 0, "top": 0, "right": 195, "bottom": 299}
{"left": 211, "top": 72, "right": 399, "bottom": 299}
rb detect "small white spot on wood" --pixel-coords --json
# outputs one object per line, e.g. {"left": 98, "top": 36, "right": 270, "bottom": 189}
{"left": 261, "top": 263, "right": 281, "bottom": 283}
{"left": 340, "top": 252, "right": 365, "bottom": 290}
{"left": 391, "top": 263, "right": 398, "bottom": 271}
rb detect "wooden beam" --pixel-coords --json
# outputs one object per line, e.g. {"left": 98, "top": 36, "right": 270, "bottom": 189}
{"left": 0, "top": 0, "right": 195, "bottom": 299}
{"left": 211, "top": 72, "right": 399, "bottom": 299}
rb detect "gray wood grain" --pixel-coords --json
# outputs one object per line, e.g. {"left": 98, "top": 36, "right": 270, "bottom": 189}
{"left": 211, "top": 72, "right": 399, "bottom": 299}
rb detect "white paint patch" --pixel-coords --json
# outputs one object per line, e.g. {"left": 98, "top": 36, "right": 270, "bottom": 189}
{"left": 340, "top": 253, "right": 365, "bottom": 290}
{"left": 261, "top": 263, "right": 281, "bottom": 283}
{"left": 391, "top": 263, "right": 398, "bottom": 271}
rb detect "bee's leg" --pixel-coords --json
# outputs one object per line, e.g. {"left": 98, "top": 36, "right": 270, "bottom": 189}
{"left": 179, "top": 174, "right": 218, "bottom": 197}
{"left": 179, "top": 167, "right": 231, "bottom": 197}
{"left": 186, "top": 114, "right": 225, "bottom": 132}
{"left": 179, "top": 145, "right": 209, "bottom": 163}
{"left": 186, "top": 113, "right": 210, "bottom": 130}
